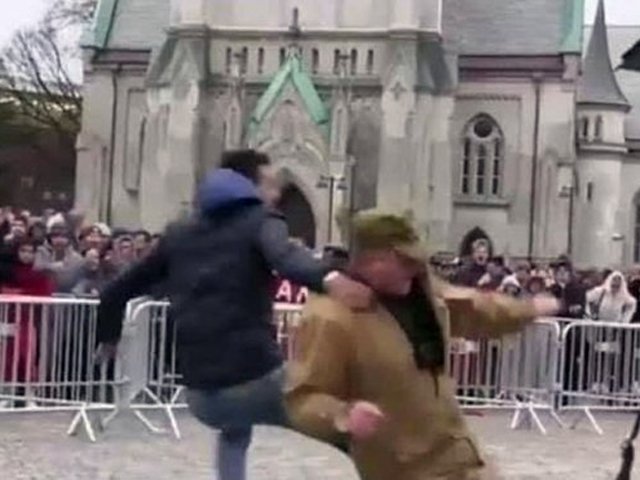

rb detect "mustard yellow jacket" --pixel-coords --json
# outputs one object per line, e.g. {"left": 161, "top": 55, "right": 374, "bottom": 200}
{"left": 285, "top": 275, "right": 536, "bottom": 480}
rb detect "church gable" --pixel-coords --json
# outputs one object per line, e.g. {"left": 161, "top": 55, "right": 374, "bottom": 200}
{"left": 249, "top": 51, "right": 329, "bottom": 139}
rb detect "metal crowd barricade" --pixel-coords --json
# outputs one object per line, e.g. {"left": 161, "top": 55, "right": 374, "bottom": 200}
{"left": 119, "top": 298, "right": 184, "bottom": 439}
{"left": 9, "top": 292, "right": 640, "bottom": 441}
{"left": 558, "top": 320, "right": 640, "bottom": 434}
{"left": 275, "top": 303, "right": 304, "bottom": 361}
{"left": 0, "top": 295, "right": 121, "bottom": 441}
{"left": 117, "top": 300, "right": 304, "bottom": 439}
{"left": 89, "top": 296, "right": 167, "bottom": 439}
{"left": 450, "top": 319, "right": 564, "bottom": 434}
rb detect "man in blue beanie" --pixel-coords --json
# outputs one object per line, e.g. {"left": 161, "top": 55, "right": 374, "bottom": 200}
{"left": 95, "top": 149, "right": 371, "bottom": 480}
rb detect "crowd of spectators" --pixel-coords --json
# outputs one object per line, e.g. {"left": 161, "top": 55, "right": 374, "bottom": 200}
{"left": 432, "top": 238, "right": 640, "bottom": 324}
{"left": 2, "top": 207, "right": 640, "bottom": 325}
{"left": 0, "top": 207, "right": 159, "bottom": 299}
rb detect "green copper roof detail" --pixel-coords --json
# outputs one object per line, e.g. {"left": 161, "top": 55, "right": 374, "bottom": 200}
{"left": 560, "top": 0, "right": 584, "bottom": 53}
{"left": 250, "top": 52, "right": 329, "bottom": 134}
{"left": 83, "top": 0, "right": 119, "bottom": 49}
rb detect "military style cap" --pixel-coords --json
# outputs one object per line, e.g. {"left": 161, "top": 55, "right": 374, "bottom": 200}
{"left": 351, "top": 210, "right": 428, "bottom": 262}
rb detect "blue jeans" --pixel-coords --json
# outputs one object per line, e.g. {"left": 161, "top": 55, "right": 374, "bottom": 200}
{"left": 186, "top": 368, "right": 288, "bottom": 480}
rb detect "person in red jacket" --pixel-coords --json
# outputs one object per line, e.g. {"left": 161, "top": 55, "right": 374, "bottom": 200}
{"left": 1, "top": 238, "right": 53, "bottom": 406}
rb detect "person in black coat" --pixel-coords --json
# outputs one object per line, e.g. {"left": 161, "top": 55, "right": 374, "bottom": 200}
{"left": 548, "top": 261, "right": 586, "bottom": 319}
{"left": 453, "top": 238, "right": 490, "bottom": 287}
{"left": 549, "top": 260, "right": 588, "bottom": 401}
{"left": 95, "top": 150, "right": 371, "bottom": 480}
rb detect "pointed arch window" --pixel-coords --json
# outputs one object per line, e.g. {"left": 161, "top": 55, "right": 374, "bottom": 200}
{"left": 225, "top": 47, "right": 232, "bottom": 74}
{"left": 366, "top": 49, "right": 374, "bottom": 74}
{"left": 580, "top": 117, "right": 590, "bottom": 140}
{"left": 594, "top": 115, "right": 603, "bottom": 141}
{"left": 460, "top": 114, "right": 505, "bottom": 198}
{"left": 350, "top": 49, "right": 358, "bottom": 75}
{"left": 257, "top": 48, "right": 265, "bottom": 74}
{"left": 240, "top": 47, "right": 248, "bottom": 75}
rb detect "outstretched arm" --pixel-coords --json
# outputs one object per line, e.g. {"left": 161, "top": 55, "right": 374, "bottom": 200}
{"left": 96, "top": 244, "right": 169, "bottom": 344}
{"left": 432, "top": 276, "right": 557, "bottom": 339}
{"left": 257, "top": 213, "right": 373, "bottom": 309}
{"left": 257, "top": 214, "right": 329, "bottom": 292}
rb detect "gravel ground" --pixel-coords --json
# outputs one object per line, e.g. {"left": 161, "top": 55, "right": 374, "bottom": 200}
{"left": 0, "top": 409, "right": 636, "bottom": 479}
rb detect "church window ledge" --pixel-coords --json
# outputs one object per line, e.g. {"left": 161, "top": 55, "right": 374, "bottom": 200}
{"left": 453, "top": 196, "right": 511, "bottom": 208}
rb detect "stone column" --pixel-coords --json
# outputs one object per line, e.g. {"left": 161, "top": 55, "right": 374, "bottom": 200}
{"left": 377, "top": 43, "right": 417, "bottom": 213}
{"left": 390, "top": 0, "right": 417, "bottom": 29}
{"left": 173, "top": 0, "right": 207, "bottom": 25}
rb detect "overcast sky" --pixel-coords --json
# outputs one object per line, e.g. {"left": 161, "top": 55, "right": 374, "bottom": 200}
{"left": 0, "top": 0, "right": 639, "bottom": 50}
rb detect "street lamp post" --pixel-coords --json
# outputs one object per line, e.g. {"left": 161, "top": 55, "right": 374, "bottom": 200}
{"left": 560, "top": 184, "right": 575, "bottom": 256}
{"left": 317, "top": 174, "right": 348, "bottom": 244}
{"left": 560, "top": 167, "right": 579, "bottom": 256}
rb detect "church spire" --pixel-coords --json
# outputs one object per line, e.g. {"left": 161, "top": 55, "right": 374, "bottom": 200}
{"left": 577, "top": 0, "right": 629, "bottom": 109}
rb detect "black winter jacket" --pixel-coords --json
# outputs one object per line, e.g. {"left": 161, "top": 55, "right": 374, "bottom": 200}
{"left": 96, "top": 169, "right": 329, "bottom": 389}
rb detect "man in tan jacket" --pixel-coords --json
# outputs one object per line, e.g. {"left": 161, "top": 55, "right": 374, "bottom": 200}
{"left": 286, "top": 212, "right": 559, "bottom": 480}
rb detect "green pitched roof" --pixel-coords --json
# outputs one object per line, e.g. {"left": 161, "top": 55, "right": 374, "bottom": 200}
{"left": 249, "top": 52, "right": 329, "bottom": 136}
{"left": 82, "top": 0, "right": 119, "bottom": 49}
{"left": 560, "top": 0, "right": 585, "bottom": 53}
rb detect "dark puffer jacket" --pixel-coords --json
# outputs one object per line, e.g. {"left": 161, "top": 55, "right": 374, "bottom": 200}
{"left": 96, "top": 169, "right": 329, "bottom": 389}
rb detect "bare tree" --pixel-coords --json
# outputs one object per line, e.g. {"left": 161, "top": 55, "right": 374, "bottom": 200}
{"left": 46, "top": 0, "right": 98, "bottom": 27}
{"left": 0, "top": 0, "right": 97, "bottom": 151}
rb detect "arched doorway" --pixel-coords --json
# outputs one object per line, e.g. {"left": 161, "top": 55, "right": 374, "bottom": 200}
{"left": 278, "top": 184, "right": 316, "bottom": 248}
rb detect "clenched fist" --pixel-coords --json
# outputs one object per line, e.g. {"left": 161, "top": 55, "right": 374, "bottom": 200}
{"left": 335, "top": 401, "right": 385, "bottom": 441}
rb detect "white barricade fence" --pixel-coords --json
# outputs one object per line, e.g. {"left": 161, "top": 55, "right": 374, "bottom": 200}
{"left": 275, "top": 303, "right": 304, "bottom": 362}
{"left": 118, "top": 300, "right": 303, "bottom": 439}
{"left": 449, "top": 319, "right": 564, "bottom": 434}
{"left": 0, "top": 295, "right": 126, "bottom": 441}
{"left": 0, "top": 295, "right": 105, "bottom": 410}
{"left": 6, "top": 295, "right": 640, "bottom": 441}
{"left": 558, "top": 320, "right": 640, "bottom": 434}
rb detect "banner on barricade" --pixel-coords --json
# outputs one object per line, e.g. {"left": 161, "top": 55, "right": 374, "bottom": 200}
{"left": 273, "top": 278, "right": 308, "bottom": 304}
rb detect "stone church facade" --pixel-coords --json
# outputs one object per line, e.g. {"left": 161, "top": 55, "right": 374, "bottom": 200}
{"left": 76, "top": 0, "right": 640, "bottom": 268}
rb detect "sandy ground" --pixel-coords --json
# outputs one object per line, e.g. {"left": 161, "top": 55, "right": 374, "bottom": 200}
{"left": 0, "top": 409, "right": 637, "bottom": 479}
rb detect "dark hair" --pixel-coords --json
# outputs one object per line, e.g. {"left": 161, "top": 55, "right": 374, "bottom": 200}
{"left": 28, "top": 221, "right": 46, "bottom": 234}
{"left": 220, "top": 150, "right": 271, "bottom": 184}
{"left": 111, "top": 228, "right": 130, "bottom": 240}
{"left": 47, "top": 224, "right": 70, "bottom": 243}
{"left": 15, "top": 237, "right": 37, "bottom": 249}
{"left": 489, "top": 256, "right": 505, "bottom": 267}
{"left": 117, "top": 235, "right": 133, "bottom": 245}
{"left": 553, "top": 260, "right": 573, "bottom": 272}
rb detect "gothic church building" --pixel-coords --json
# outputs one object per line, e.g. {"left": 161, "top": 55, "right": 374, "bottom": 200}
{"left": 76, "top": 0, "right": 640, "bottom": 268}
